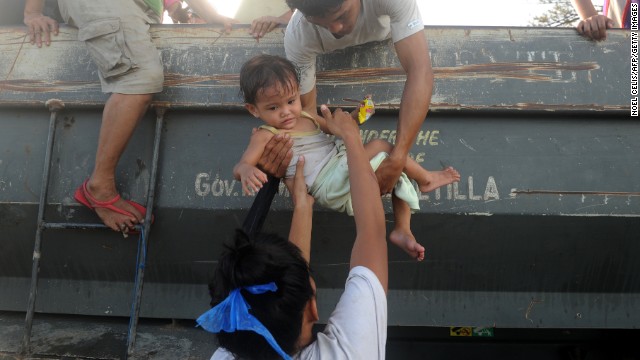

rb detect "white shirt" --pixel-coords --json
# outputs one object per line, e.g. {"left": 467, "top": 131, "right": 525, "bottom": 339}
{"left": 284, "top": 0, "right": 424, "bottom": 94}
{"left": 211, "top": 266, "right": 388, "bottom": 360}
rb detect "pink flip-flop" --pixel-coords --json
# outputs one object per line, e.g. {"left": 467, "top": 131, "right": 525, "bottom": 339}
{"left": 73, "top": 179, "right": 154, "bottom": 231}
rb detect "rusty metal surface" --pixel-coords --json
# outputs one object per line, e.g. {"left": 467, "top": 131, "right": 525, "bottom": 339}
{"left": 0, "top": 25, "right": 631, "bottom": 111}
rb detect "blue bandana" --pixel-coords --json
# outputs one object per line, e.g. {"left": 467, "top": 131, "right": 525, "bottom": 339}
{"left": 197, "top": 282, "right": 293, "bottom": 360}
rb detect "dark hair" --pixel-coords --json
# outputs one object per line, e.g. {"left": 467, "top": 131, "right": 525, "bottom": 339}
{"left": 239, "top": 55, "right": 299, "bottom": 105}
{"left": 209, "top": 230, "right": 313, "bottom": 359}
{"left": 286, "top": 0, "right": 345, "bottom": 18}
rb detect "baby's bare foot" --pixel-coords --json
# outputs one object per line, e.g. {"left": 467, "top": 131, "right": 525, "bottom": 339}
{"left": 389, "top": 228, "right": 425, "bottom": 261}
{"left": 418, "top": 166, "right": 460, "bottom": 193}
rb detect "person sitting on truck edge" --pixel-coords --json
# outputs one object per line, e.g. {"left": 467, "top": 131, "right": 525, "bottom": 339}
{"left": 23, "top": 0, "right": 234, "bottom": 234}
{"left": 571, "top": 0, "right": 634, "bottom": 41}
{"left": 233, "top": 54, "right": 461, "bottom": 261}
{"left": 199, "top": 99, "right": 390, "bottom": 359}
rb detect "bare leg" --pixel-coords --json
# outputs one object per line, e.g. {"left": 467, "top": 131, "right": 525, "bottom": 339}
{"left": 364, "top": 139, "right": 460, "bottom": 193}
{"left": 405, "top": 162, "right": 460, "bottom": 194}
{"left": 389, "top": 194, "right": 425, "bottom": 261}
{"left": 84, "top": 93, "right": 151, "bottom": 232}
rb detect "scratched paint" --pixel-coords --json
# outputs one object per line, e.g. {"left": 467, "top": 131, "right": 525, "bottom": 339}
{"left": 0, "top": 26, "right": 630, "bottom": 111}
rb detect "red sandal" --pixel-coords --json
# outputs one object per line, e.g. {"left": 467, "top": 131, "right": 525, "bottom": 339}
{"left": 74, "top": 179, "right": 154, "bottom": 232}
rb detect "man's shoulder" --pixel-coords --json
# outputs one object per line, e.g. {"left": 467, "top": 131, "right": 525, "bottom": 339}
{"left": 285, "top": 11, "right": 313, "bottom": 38}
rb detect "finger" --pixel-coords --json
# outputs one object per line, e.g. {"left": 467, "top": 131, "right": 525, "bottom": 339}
{"left": 320, "top": 104, "right": 332, "bottom": 119}
{"left": 268, "top": 135, "right": 287, "bottom": 161}
{"left": 35, "top": 30, "right": 42, "bottom": 47}
{"left": 28, "top": 25, "right": 36, "bottom": 44}
{"left": 49, "top": 20, "right": 59, "bottom": 36}
{"left": 595, "top": 17, "right": 607, "bottom": 40}
{"left": 247, "top": 174, "right": 263, "bottom": 189}
{"left": 44, "top": 28, "right": 51, "bottom": 46}
{"left": 242, "top": 181, "right": 252, "bottom": 196}
{"left": 273, "top": 135, "right": 293, "bottom": 163}
{"left": 264, "top": 134, "right": 283, "bottom": 154}
{"left": 256, "top": 170, "right": 268, "bottom": 183}
{"left": 294, "top": 155, "right": 305, "bottom": 179}
{"left": 582, "top": 22, "right": 593, "bottom": 39}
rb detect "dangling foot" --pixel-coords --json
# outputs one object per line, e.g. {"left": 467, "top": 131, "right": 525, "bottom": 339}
{"left": 74, "top": 179, "right": 144, "bottom": 233}
{"left": 418, "top": 166, "right": 460, "bottom": 193}
{"left": 389, "top": 228, "right": 425, "bottom": 261}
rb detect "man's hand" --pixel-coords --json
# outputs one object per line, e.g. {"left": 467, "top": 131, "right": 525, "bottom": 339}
{"left": 576, "top": 14, "right": 613, "bottom": 41}
{"left": 250, "top": 10, "right": 292, "bottom": 41}
{"left": 257, "top": 133, "right": 293, "bottom": 178}
{"left": 250, "top": 16, "right": 284, "bottom": 40}
{"left": 320, "top": 105, "right": 359, "bottom": 139}
{"left": 375, "top": 155, "right": 404, "bottom": 195}
{"left": 24, "top": 13, "right": 58, "bottom": 47}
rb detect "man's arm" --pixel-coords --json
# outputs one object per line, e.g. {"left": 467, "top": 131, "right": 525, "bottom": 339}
{"left": 571, "top": 0, "right": 613, "bottom": 41}
{"left": 320, "top": 105, "right": 388, "bottom": 292}
{"left": 184, "top": 0, "right": 237, "bottom": 33}
{"left": 288, "top": 156, "right": 313, "bottom": 262}
{"left": 375, "top": 31, "right": 433, "bottom": 194}
{"left": 24, "top": 0, "right": 59, "bottom": 47}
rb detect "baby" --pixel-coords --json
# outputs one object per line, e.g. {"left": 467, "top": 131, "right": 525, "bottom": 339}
{"left": 233, "top": 55, "right": 460, "bottom": 261}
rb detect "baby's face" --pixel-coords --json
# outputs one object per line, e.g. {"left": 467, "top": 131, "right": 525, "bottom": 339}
{"left": 251, "top": 81, "right": 302, "bottom": 131}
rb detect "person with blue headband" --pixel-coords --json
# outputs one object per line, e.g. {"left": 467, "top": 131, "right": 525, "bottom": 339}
{"left": 199, "top": 104, "right": 389, "bottom": 359}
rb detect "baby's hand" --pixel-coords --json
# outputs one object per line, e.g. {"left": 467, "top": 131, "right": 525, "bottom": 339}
{"left": 240, "top": 166, "right": 268, "bottom": 195}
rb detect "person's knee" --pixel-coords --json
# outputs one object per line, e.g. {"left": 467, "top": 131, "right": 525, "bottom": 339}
{"left": 145, "top": 62, "right": 165, "bottom": 90}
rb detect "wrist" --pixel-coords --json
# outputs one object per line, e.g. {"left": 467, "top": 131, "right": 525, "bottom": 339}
{"left": 388, "top": 149, "right": 407, "bottom": 166}
{"left": 24, "top": 12, "right": 44, "bottom": 22}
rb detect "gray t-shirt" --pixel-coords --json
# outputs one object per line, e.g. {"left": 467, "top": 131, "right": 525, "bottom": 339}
{"left": 284, "top": 0, "right": 424, "bottom": 94}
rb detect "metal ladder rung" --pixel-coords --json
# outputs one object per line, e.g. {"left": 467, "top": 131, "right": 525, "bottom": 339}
{"left": 21, "top": 100, "right": 166, "bottom": 359}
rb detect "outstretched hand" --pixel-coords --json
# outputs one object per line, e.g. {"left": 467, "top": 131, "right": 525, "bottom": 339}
{"left": 257, "top": 132, "right": 293, "bottom": 178}
{"left": 24, "top": 13, "right": 59, "bottom": 47}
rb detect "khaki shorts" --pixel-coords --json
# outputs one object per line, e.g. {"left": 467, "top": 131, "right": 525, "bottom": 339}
{"left": 58, "top": 0, "right": 164, "bottom": 94}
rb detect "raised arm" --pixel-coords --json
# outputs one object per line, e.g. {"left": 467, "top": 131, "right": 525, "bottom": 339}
{"left": 288, "top": 156, "right": 314, "bottom": 262}
{"left": 24, "top": 0, "right": 59, "bottom": 47}
{"left": 571, "top": 0, "right": 613, "bottom": 41}
{"left": 320, "top": 105, "right": 388, "bottom": 292}
{"left": 375, "top": 31, "right": 433, "bottom": 195}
